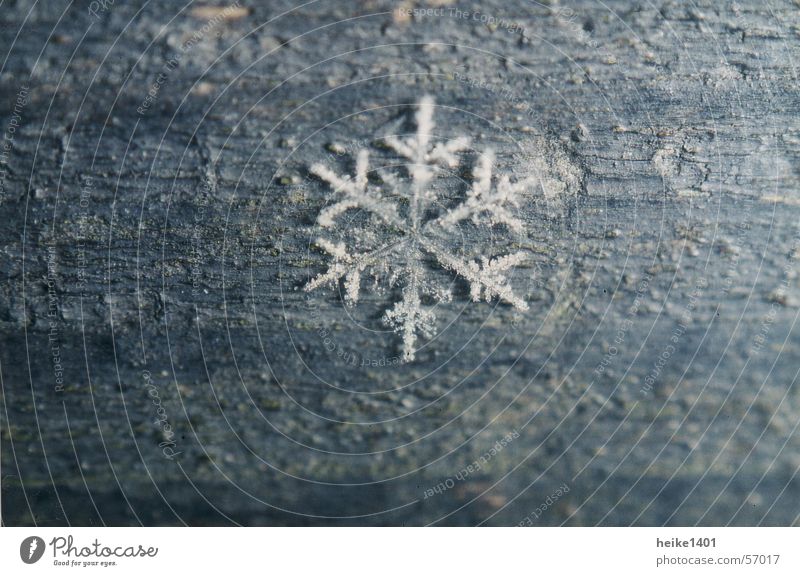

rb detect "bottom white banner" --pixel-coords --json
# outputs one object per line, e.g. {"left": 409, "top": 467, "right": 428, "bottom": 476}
{"left": 0, "top": 528, "right": 796, "bottom": 574}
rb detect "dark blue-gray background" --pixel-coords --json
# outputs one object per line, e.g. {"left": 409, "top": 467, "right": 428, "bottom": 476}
{"left": 1, "top": 0, "right": 799, "bottom": 525}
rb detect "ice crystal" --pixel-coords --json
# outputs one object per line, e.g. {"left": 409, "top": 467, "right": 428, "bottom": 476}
{"left": 305, "top": 96, "right": 531, "bottom": 361}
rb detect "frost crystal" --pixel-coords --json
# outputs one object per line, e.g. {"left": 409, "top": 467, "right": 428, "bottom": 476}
{"left": 305, "top": 96, "right": 531, "bottom": 361}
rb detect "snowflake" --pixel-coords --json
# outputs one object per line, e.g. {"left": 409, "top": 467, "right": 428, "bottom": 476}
{"left": 304, "top": 96, "right": 533, "bottom": 361}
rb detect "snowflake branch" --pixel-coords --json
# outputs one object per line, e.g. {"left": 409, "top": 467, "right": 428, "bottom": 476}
{"left": 428, "top": 136, "right": 471, "bottom": 168}
{"left": 382, "top": 260, "right": 435, "bottom": 362}
{"left": 384, "top": 96, "right": 471, "bottom": 226}
{"left": 467, "top": 252, "right": 530, "bottom": 305}
{"left": 420, "top": 239, "right": 529, "bottom": 311}
{"left": 304, "top": 237, "right": 407, "bottom": 304}
{"left": 437, "top": 149, "right": 532, "bottom": 233}
{"left": 310, "top": 149, "right": 402, "bottom": 228}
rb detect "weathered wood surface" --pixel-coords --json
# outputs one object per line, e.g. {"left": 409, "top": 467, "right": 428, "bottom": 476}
{"left": 2, "top": 0, "right": 800, "bottom": 526}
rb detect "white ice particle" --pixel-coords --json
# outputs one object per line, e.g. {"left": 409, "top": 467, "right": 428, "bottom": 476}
{"left": 305, "top": 97, "right": 532, "bottom": 361}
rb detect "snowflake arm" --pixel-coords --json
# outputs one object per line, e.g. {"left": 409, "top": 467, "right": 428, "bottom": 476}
{"left": 382, "top": 258, "right": 436, "bottom": 362}
{"left": 468, "top": 252, "right": 530, "bottom": 305}
{"left": 383, "top": 96, "right": 473, "bottom": 166}
{"left": 420, "top": 238, "right": 529, "bottom": 311}
{"left": 383, "top": 289, "right": 435, "bottom": 362}
{"left": 304, "top": 237, "right": 405, "bottom": 305}
{"left": 428, "top": 136, "right": 472, "bottom": 168}
{"left": 437, "top": 149, "right": 532, "bottom": 233}
{"left": 310, "top": 149, "right": 401, "bottom": 228}
{"left": 384, "top": 96, "right": 471, "bottom": 218}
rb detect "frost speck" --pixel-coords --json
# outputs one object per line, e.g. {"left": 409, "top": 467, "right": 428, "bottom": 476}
{"left": 305, "top": 96, "right": 532, "bottom": 361}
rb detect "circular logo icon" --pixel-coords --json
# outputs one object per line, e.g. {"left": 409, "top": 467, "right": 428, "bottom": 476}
{"left": 20, "top": 536, "right": 45, "bottom": 564}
